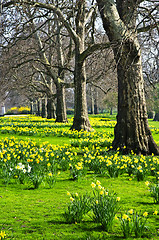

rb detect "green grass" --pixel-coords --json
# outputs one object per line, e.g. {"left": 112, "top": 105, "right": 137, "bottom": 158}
{"left": 1, "top": 172, "right": 159, "bottom": 239}
{"left": 0, "top": 115, "right": 159, "bottom": 239}
{"left": 0, "top": 133, "right": 71, "bottom": 146}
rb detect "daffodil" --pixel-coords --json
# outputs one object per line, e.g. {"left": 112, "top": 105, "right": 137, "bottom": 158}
{"left": 143, "top": 212, "right": 148, "bottom": 217}
{"left": 98, "top": 185, "right": 102, "bottom": 190}
{"left": 96, "top": 180, "right": 101, "bottom": 185}
{"left": 0, "top": 230, "right": 6, "bottom": 239}
{"left": 100, "top": 190, "right": 104, "bottom": 195}
{"left": 145, "top": 181, "right": 150, "bottom": 186}
{"left": 116, "top": 197, "right": 120, "bottom": 201}
{"left": 91, "top": 182, "right": 96, "bottom": 188}
{"left": 153, "top": 210, "right": 158, "bottom": 215}
{"left": 70, "top": 197, "right": 74, "bottom": 202}
{"left": 128, "top": 209, "right": 133, "bottom": 214}
{"left": 122, "top": 214, "right": 128, "bottom": 220}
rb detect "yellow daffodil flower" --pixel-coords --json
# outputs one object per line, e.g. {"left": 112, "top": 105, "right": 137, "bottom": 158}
{"left": 91, "top": 182, "right": 96, "bottom": 188}
{"left": 143, "top": 212, "right": 148, "bottom": 217}
{"left": 116, "top": 197, "right": 120, "bottom": 201}
{"left": 153, "top": 210, "right": 158, "bottom": 215}
{"left": 0, "top": 230, "right": 6, "bottom": 239}
{"left": 128, "top": 209, "right": 133, "bottom": 214}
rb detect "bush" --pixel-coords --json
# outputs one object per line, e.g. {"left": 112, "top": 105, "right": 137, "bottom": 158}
{"left": 6, "top": 106, "right": 30, "bottom": 115}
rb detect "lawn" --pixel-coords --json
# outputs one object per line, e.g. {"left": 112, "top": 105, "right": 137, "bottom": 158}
{"left": 0, "top": 115, "right": 159, "bottom": 240}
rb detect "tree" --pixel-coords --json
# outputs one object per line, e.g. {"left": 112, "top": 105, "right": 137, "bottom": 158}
{"left": 1, "top": 1, "right": 75, "bottom": 122}
{"left": 104, "top": 91, "right": 117, "bottom": 115}
{"left": 97, "top": 0, "right": 159, "bottom": 154}
{"left": 3, "top": 0, "right": 111, "bottom": 131}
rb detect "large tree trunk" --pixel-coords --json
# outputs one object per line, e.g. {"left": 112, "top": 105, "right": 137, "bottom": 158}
{"left": 113, "top": 54, "right": 159, "bottom": 154}
{"left": 47, "top": 98, "right": 56, "bottom": 119}
{"left": 71, "top": 48, "right": 91, "bottom": 131}
{"left": 56, "top": 82, "right": 67, "bottom": 122}
{"left": 70, "top": 0, "right": 91, "bottom": 131}
{"left": 97, "top": 0, "right": 159, "bottom": 154}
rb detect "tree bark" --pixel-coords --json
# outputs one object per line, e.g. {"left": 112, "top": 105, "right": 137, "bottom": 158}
{"left": 37, "top": 99, "right": 41, "bottom": 116}
{"left": 41, "top": 97, "right": 47, "bottom": 118}
{"left": 97, "top": 0, "right": 159, "bottom": 154}
{"left": 70, "top": 0, "right": 91, "bottom": 131}
{"left": 55, "top": 82, "right": 67, "bottom": 122}
{"left": 30, "top": 102, "right": 33, "bottom": 115}
{"left": 47, "top": 98, "right": 56, "bottom": 119}
{"left": 113, "top": 55, "right": 159, "bottom": 154}
{"left": 110, "top": 107, "right": 113, "bottom": 115}
{"left": 90, "top": 86, "right": 95, "bottom": 114}
{"left": 153, "top": 112, "right": 159, "bottom": 121}
{"left": 71, "top": 51, "right": 91, "bottom": 131}
{"left": 94, "top": 88, "right": 99, "bottom": 115}
{"left": 33, "top": 101, "right": 37, "bottom": 115}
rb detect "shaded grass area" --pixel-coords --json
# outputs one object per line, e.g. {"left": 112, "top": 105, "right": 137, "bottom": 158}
{"left": 0, "top": 172, "right": 159, "bottom": 239}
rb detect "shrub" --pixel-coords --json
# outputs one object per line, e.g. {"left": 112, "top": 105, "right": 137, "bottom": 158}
{"left": 6, "top": 106, "right": 30, "bottom": 115}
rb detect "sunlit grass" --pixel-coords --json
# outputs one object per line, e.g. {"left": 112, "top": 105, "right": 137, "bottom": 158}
{"left": 0, "top": 114, "right": 159, "bottom": 239}
{"left": 0, "top": 173, "right": 158, "bottom": 239}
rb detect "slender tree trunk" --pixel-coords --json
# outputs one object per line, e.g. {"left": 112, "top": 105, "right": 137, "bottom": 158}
{"left": 54, "top": 20, "right": 68, "bottom": 123}
{"left": 110, "top": 107, "right": 113, "bottom": 115}
{"left": 97, "top": 0, "right": 159, "bottom": 154}
{"left": 33, "top": 101, "right": 37, "bottom": 115}
{"left": 56, "top": 82, "right": 67, "bottom": 122}
{"left": 94, "top": 89, "right": 99, "bottom": 114}
{"left": 90, "top": 86, "right": 95, "bottom": 114}
{"left": 37, "top": 99, "right": 41, "bottom": 116}
{"left": 30, "top": 102, "right": 33, "bottom": 115}
{"left": 41, "top": 97, "right": 47, "bottom": 118}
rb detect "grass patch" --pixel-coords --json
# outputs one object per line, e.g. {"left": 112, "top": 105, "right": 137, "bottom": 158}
{"left": 0, "top": 173, "right": 159, "bottom": 239}
{"left": 0, "top": 114, "right": 159, "bottom": 239}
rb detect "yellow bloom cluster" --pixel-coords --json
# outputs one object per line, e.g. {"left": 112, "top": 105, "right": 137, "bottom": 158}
{"left": 0, "top": 231, "right": 6, "bottom": 239}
